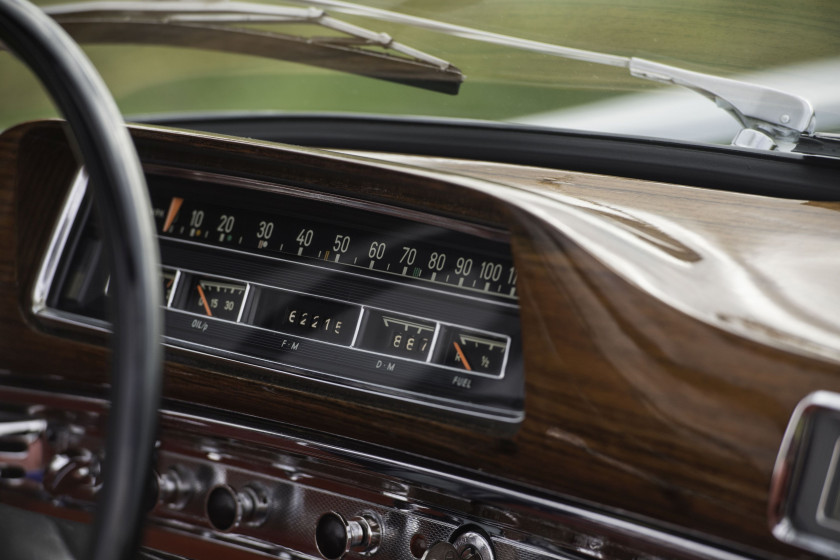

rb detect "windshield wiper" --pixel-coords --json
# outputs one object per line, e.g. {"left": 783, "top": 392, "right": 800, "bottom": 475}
{"left": 33, "top": 0, "right": 823, "bottom": 152}
{"left": 286, "top": 0, "right": 817, "bottom": 152}
{"left": 38, "top": 1, "right": 463, "bottom": 95}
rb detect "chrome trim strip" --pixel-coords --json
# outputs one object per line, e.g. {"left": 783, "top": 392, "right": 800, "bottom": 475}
{"left": 769, "top": 391, "right": 840, "bottom": 559}
{"left": 235, "top": 281, "right": 251, "bottom": 323}
{"left": 424, "top": 317, "right": 441, "bottom": 364}
{"left": 349, "top": 304, "right": 365, "bottom": 348}
{"left": 817, "top": 437, "right": 840, "bottom": 531}
{"left": 164, "top": 268, "right": 182, "bottom": 308}
{"left": 31, "top": 170, "right": 88, "bottom": 314}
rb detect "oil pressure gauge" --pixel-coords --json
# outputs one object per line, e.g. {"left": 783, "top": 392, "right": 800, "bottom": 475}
{"left": 180, "top": 275, "right": 249, "bottom": 322}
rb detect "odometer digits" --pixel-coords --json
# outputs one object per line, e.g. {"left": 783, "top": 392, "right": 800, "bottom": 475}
{"left": 250, "top": 289, "right": 359, "bottom": 345}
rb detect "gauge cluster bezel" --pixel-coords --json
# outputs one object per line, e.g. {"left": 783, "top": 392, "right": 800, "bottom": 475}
{"left": 34, "top": 168, "right": 524, "bottom": 425}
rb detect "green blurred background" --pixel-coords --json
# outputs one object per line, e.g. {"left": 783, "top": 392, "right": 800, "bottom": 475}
{"left": 1, "top": 0, "right": 838, "bottom": 131}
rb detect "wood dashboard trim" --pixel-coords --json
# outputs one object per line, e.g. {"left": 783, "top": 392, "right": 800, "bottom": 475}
{"left": 2, "top": 120, "right": 839, "bottom": 558}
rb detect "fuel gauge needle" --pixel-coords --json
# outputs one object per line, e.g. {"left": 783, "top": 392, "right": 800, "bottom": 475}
{"left": 162, "top": 197, "right": 184, "bottom": 233}
{"left": 453, "top": 341, "right": 472, "bottom": 371}
{"left": 196, "top": 284, "right": 213, "bottom": 317}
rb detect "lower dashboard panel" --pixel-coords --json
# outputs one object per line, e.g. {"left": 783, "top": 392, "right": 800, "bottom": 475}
{"left": 0, "top": 387, "right": 750, "bottom": 560}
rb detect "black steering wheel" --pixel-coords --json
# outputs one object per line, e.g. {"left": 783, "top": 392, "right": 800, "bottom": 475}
{"left": 0, "top": 1, "right": 163, "bottom": 560}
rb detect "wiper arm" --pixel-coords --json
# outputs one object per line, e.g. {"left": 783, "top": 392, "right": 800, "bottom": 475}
{"left": 37, "top": 1, "right": 463, "bottom": 94}
{"left": 33, "top": 0, "right": 820, "bottom": 150}
{"left": 628, "top": 59, "right": 814, "bottom": 151}
{"left": 290, "top": 0, "right": 817, "bottom": 151}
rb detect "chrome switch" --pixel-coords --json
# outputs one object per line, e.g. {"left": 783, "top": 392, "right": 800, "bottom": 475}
{"left": 315, "top": 511, "right": 381, "bottom": 559}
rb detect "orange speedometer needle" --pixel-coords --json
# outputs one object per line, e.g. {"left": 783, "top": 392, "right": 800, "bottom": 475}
{"left": 196, "top": 284, "right": 213, "bottom": 317}
{"left": 162, "top": 197, "right": 184, "bottom": 233}
{"left": 453, "top": 341, "right": 472, "bottom": 371}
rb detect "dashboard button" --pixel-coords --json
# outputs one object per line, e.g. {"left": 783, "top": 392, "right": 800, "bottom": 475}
{"left": 315, "top": 511, "right": 381, "bottom": 560}
{"left": 206, "top": 484, "right": 268, "bottom": 532}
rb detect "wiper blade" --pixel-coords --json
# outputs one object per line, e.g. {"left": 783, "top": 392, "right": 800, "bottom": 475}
{"left": 290, "top": 0, "right": 817, "bottom": 151}
{"left": 38, "top": 1, "right": 463, "bottom": 94}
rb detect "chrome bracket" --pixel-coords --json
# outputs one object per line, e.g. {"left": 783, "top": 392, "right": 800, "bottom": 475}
{"left": 629, "top": 58, "right": 815, "bottom": 151}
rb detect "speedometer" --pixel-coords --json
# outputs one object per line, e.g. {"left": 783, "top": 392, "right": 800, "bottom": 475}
{"left": 152, "top": 184, "right": 517, "bottom": 302}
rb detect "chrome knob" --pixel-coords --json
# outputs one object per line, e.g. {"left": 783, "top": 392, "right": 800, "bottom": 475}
{"left": 206, "top": 484, "right": 269, "bottom": 532}
{"left": 315, "top": 511, "right": 381, "bottom": 560}
{"left": 155, "top": 465, "right": 195, "bottom": 510}
{"left": 44, "top": 448, "right": 101, "bottom": 502}
{"left": 421, "top": 541, "right": 459, "bottom": 560}
{"left": 452, "top": 531, "right": 493, "bottom": 560}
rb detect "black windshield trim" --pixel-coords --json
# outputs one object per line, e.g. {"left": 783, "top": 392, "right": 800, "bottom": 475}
{"left": 140, "top": 112, "right": 840, "bottom": 201}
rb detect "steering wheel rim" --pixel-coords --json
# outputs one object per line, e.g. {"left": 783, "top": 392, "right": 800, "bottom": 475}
{"left": 0, "top": 1, "right": 163, "bottom": 560}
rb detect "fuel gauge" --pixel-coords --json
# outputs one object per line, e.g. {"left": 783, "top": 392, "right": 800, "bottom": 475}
{"left": 180, "top": 275, "right": 249, "bottom": 322}
{"left": 435, "top": 327, "right": 508, "bottom": 377}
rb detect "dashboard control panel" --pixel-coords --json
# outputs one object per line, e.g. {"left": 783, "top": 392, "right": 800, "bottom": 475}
{"left": 39, "top": 170, "right": 524, "bottom": 424}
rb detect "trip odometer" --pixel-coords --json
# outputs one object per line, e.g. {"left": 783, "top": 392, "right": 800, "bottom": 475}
{"left": 151, "top": 178, "right": 517, "bottom": 302}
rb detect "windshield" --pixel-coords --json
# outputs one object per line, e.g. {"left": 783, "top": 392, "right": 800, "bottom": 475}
{"left": 2, "top": 0, "right": 839, "bottom": 145}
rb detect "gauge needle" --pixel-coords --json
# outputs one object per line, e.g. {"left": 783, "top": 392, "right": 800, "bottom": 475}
{"left": 453, "top": 341, "right": 472, "bottom": 371}
{"left": 196, "top": 284, "right": 213, "bottom": 317}
{"left": 162, "top": 197, "right": 184, "bottom": 233}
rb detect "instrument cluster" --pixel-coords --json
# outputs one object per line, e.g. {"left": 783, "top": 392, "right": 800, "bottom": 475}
{"left": 43, "top": 170, "right": 524, "bottom": 425}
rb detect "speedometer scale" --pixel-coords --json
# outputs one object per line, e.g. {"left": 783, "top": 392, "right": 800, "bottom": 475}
{"left": 152, "top": 189, "right": 517, "bottom": 301}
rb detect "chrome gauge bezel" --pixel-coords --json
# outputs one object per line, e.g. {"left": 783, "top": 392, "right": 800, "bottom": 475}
{"left": 33, "top": 168, "right": 524, "bottom": 426}
{"left": 770, "top": 391, "right": 840, "bottom": 559}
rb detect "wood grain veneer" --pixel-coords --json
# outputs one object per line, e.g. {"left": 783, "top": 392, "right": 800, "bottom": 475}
{"left": 2, "top": 120, "right": 840, "bottom": 559}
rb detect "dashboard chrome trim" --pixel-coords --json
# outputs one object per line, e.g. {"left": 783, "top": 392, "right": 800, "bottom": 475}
{"left": 770, "top": 391, "right": 840, "bottom": 559}
{"left": 0, "top": 385, "right": 759, "bottom": 560}
{"left": 31, "top": 169, "right": 88, "bottom": 316}
{"left": 817, "top": 438, "right": 840, "bottom": 532}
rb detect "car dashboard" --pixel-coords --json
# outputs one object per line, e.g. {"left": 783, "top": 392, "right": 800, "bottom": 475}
{"left": 2, "top": 119, "right": 840, "bottom": 560}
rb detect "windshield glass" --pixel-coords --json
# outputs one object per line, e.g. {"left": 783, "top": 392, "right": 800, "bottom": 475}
{"left": 2, "top": 0, "right": 839, "bottom": 144}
